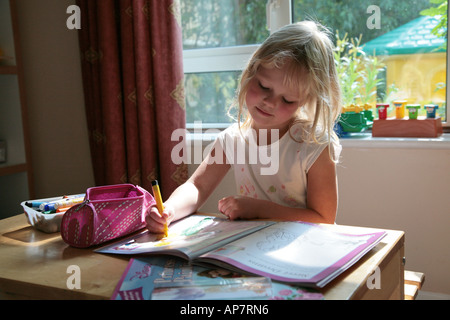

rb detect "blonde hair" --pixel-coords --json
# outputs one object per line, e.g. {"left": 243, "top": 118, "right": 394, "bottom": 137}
{"left": 230, "top": 21, "right": 342, "bottom": 146}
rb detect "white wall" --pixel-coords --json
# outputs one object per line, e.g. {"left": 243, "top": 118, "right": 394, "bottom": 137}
{"left": 16, "top": 0, "right": 95, "bottom": 198}
{"left": 336, "top": 143, "right": 450, "bottom": 295}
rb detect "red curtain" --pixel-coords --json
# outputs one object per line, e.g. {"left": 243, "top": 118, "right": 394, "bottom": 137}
{"left": 77, "top": 0, "right": 187, "bottom": 196}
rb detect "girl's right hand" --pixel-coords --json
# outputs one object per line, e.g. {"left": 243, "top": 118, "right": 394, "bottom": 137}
{"left": 145, "top": 203, "right": 174, "bottom": 234}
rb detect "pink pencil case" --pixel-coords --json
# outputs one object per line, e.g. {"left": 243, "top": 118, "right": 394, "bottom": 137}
{"left": 61, "top": 184, "right": 155, "bottom": 248}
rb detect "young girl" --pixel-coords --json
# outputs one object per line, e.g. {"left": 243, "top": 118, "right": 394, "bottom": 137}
{"left": 146, "top": 21, "right": 342, "bottom": 233}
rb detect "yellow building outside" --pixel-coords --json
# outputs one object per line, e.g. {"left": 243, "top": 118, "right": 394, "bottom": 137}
{"left": 385, "top": 52, "right": 446, "bottom": 105}
{"left": 362, "top": 15, "right": 447, "bottom": 118}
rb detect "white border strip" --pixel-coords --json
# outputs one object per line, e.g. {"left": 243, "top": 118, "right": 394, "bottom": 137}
{"left": 340, "top": 133, "right": 450, "bottom": 149}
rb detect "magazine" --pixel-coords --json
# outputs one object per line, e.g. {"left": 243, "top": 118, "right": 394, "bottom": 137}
{"left": 111, "top": 256, "right": 324, "bottom": 300}
{"left": 97, "top": 215, "right": 386, "bottom": 288}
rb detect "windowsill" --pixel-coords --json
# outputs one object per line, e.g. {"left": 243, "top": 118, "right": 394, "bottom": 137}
{"left": 187, "top": 131, "right": 450, "bottom": 150}
{"left": 339, "top": 132, "right": 450, "bottom": 149}
{"left": 183, "top": 45, "right": 258, "bottom": 73}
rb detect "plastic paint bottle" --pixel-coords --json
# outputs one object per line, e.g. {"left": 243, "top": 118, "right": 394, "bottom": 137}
{"left": 424, "top": 104, "right": 438, "bottom": 119}
{"left": 393, "top": 100, "right": 407, "bottom": 119}
{"left": 376, "top": 103, "right": 389, "bottom": 120}
{"left": 406, "top": 104, "right": 420, "bottom": 120}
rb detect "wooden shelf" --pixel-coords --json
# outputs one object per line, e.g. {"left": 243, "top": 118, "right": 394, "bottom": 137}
{"left": 0, "top": 65, "right": 18, "bottom": 74}
{"left": 0, "top": 0, "right": 34, "bottom": 204}
{"left": 372, "top": 117, "right": 443, "bottom": 138}
{"left": 0, "top": 163, "right": 27, "bottom": 176}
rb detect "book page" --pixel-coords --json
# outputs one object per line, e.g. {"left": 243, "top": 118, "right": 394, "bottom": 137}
{"left": 96, "top": 215, "right": 274, "bottom": 259}
{"left": 197, "top": 221, "right": 386, "bottom": 287}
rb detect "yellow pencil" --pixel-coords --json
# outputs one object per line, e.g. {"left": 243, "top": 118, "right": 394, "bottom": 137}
{"left": 151, "top": 180, "right": 168, "bottom": 237}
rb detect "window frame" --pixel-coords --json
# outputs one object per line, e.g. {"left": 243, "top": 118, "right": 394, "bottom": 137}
{"left": 182, "top": 0, "right": 292, "bottom": 131}
{"left": 182, "top": 0, "right": 449, "bottom": 130}
{"left": 183, "top": 45, "right": 258, "bottom": 131}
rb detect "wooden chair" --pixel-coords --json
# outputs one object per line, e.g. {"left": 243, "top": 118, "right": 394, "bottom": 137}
{"left": 404, "top": 270, "right": 425, "bottom": 300}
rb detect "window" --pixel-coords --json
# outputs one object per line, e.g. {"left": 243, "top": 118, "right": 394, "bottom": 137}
{"left": 182, "top": 0, "right": 448, "bottom": 129}
{"left": 181, "top": 0, "right": 273, "bottom": 129}
{"left": 293, "top": 0, "right": 448, "bottom": 128}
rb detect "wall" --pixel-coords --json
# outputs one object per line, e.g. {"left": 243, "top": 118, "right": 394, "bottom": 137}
{"left": 15, "top": 0, "right": 95, "bottom": 199}
{"left": 336, "top": 144, "right": 450, "bottom": 296}
{"left": 12, "top": 1, "right": 450, "bottom": 297}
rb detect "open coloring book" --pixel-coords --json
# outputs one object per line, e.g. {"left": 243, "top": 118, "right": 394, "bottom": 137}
{"left": 97, "top": 215, "right": 386, "bottom": 288}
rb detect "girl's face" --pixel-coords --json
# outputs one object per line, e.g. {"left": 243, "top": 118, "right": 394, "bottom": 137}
{"left": 245, "top": 63, "right": 307, "bottom": 136}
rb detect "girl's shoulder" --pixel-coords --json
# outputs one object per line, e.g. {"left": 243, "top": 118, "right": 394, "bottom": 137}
{"left": 289, "top": 121, "right": 342, "bottom": 161}
{"left": 218, "top": 123, "right": 241, "bottom": 139}
{"left": 287, "top": 121, "right": 319, "bottom": 143}
{"left": 289, "top": 121, "right": 339, "bottom": 145}
{"left": 219, "top": 123, "right": 259, "bottom": 141}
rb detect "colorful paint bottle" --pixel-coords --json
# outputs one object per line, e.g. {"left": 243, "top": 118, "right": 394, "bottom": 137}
{"left": 376, "top": 103, "right": 389, "bottom": 120}
{"left": 406, "top": 104, "right": 420, "bottom": 120}
{"left": 424, "top": 104, "right": 438, "bottom": 119}
{"left": 393, "top": 100, "right": 407, "bottom": 119}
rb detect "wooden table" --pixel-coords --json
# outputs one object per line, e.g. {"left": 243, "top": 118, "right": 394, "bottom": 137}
{"left": 0, "top": 214, "right": 404, "bottom": 300}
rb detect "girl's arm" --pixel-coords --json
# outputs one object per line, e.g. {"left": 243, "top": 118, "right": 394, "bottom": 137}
{"left": 218, "top": 146, "right": 338, "bottom": 224}
{"left": 146, "top": 145, "right": 231, "bottom": 233}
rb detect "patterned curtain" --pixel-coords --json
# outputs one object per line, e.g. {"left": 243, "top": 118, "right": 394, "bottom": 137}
{"left": 77, "top": 0, "right": 187, "bottom": 196}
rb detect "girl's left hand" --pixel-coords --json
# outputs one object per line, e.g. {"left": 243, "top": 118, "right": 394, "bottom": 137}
{"left": 218, "top": 196, "right": 260, "bottom": 220}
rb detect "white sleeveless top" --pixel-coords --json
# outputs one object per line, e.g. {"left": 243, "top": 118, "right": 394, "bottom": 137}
{"left": 215, "top": 123, "right": 341, "bottom": 209}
